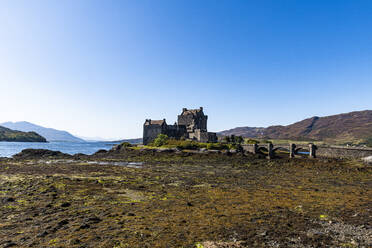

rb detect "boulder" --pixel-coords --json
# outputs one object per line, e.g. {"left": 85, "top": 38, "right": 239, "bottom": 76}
{"left": 362, "top": 156, "right": 372, "bottom": 164}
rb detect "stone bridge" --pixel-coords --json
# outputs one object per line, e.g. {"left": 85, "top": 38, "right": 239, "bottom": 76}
{"left": 241, "top": 143, "right": 372, "bottom": 159}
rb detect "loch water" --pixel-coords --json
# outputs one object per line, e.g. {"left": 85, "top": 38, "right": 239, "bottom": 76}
{"left": 0, "top": 141, "right": 120, "bottom": 158}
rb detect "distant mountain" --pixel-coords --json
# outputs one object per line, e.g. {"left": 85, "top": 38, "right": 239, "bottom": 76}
{"left": 1, "top": 121, "right": 85, "bottom": 142}
{"left": 219, "top": 127, "right": 265, "bottom": 138}
{"left": 219, "top": 110, "right": 372, "bottom": 144}
{"left": 0, "top": 125, "right": 47, "bottom": 142}
{"left": 77, "top": 136, "right": 112, "bottom": 142}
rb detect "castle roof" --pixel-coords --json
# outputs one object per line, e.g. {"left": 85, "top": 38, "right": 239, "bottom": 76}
{"left": 144, "top": 119, "right": 166, "bottom": 126}
{"left": 181, "top": 107, "right": 204, "bottom": 116}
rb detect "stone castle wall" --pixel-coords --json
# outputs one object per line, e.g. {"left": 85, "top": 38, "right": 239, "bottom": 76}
{"left": 143, "top": 124, "right": 164, "bottom": 145}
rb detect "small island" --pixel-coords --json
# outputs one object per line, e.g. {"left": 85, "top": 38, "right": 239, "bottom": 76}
{"left": 0, "top": 126, "right": 47, "bottom": 142}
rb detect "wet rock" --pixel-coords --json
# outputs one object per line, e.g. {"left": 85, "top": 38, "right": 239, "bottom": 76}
{"left": 93, "top": 149, "right": 108, "bottom": 156}
{"left": 60, "top": 202, "right": 71, "bottom": 208}
{"left": 2, "top": 197, "right": 15, "bottom": 203}
{"left": 73, "top": 153, "right": 89, "bottom": 160}
{"left": 13, "top": 149, "right": 71, "bottom": 160}
{"left": 77, "top": 223, "right": 90, "bottom": 230}
{"left": 57, "top": 219, "right": 69, "bottom": 227}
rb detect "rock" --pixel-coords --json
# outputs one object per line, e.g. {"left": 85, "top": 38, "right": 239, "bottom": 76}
{"left": 362, "top": 156, "right": 372, "bottom": 164}
{"left": 207, "top": 150, "right": 220, "bottom": 154}
{"left": 12, "top": 149, "right": 71, "bottom": 160}
{"left": 73, "top": 153, "right": 89, "bottom": 159}
{"left": 93, "top": 149, "right": 107, "bottom": 155}
{"left": 57, "top": 219, "right": 69, "bottom": 227}
{"left": 155, "top": 148, "right": 176, "bottom": 153}
{"left": 77, "top": 224, "right": 90, "bottom": 230}
{"left": 3, "top": 197, "right": 15, "bottom": 203}
{"left": 60, "top": 202, "right": 71, "bottom": 208}
{"left": 85, "top": 216, "right": 101, "bottom": 224}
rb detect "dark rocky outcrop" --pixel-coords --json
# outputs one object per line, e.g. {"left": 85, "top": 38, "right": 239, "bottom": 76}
{"left": 12, "top": 149, "right": 71, "bottom": 160}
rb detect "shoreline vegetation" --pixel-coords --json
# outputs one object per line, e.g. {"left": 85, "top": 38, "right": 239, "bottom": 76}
{"left": 0, "top": 140, "right": 371, "bottom": 247}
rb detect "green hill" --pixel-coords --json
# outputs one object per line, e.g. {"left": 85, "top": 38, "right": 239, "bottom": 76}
{"left": 0, "top": 126, "right": 47, "bottom": 142}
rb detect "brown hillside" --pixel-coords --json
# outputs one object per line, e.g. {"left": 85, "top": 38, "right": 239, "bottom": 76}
{"left": 219, "top": 110, "right": 372, "bottom": 143}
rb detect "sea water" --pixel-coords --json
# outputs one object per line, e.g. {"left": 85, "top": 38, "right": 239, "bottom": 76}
{"left": 0, "top": 141, "right": 120, "bottom": 158}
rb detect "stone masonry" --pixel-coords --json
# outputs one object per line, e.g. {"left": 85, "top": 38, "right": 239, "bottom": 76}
{"left": 143, "top": 107, "right": 217, "bottom": 145}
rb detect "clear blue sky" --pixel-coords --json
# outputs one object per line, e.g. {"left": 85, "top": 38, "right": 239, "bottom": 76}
{"left": 0, "top": 0, "right": 371, "bottom": 139}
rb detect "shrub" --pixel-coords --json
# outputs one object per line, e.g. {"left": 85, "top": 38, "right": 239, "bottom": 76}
{"left": 120, "top": 142, "right": 132, "bottom": 147}
{"left": 222, "top": 135, "right": 244, "bottom": 144}
{"left": 115, "top": 141, "right": 132, "bottom": 151}
{"left": 153, "top": 134, "right": 169, "bottom": 147}
{"left": 222, "top": 136, "right": 230, "bottom": 143}
{"left": 206, "top": 143, "right": 229, "bottom": 150}
{"left": 235, "top": 136, "right": 244, "bottom": 144}
{"left": 245, "top": 139, "right": 259, "bottom": 144}
{"left": 176, "top": 140, "right": 199, "bottom": 150}
{"left": 165, "top": 138, "right": 183, "bottom": 146}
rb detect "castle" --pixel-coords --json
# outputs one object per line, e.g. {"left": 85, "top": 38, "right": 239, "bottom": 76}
{"left": 143, "top": 107, "right": 217, "bottom": 145}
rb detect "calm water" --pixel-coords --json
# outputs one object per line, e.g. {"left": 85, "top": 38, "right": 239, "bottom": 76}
{"left": 0, "top": 141, "right": 120, "bottom": 158}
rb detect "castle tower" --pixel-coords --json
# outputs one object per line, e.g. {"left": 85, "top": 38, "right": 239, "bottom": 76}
{"left": 177, "top": 107, "right": 208, "bottom": 133}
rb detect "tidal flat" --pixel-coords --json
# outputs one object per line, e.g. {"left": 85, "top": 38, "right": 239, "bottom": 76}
{"left": 0, "top": 149, "right": 371, "bottom": 247}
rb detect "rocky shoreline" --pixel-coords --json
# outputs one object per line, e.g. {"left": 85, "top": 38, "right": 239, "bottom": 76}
{"left": 0, "top": 147, "right": 371, "bottom": 247}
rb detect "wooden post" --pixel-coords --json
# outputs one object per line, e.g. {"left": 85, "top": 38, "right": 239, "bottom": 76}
{"left": 267, "top": 143, "right": 274, "bottom": 159}
{"left": 309, "top": 144, "right": 316, "bottom": 158}
{"left": 289, "top": 143, "right": 296, "bottom": 158}
{"left": 253, "top": 144, "right": 258, "bottom": 154}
